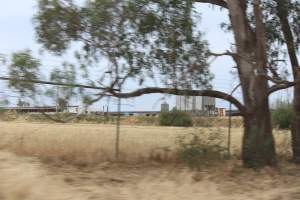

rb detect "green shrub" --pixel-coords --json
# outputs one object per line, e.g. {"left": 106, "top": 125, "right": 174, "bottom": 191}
{"left": 159, "top": 111, "right": 193, "bottom": 127}
{"left": 272, "top": 100, "right": 293, "bottom": 129}
{"left": 176, "top": 130, "right": 227, "bottom": 169}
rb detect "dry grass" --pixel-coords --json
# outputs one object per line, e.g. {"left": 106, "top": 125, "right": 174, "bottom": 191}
{"left": 0, "top": 121, "right": 298, "bottom": 200}
{"left": 0, "top": 122, "right": 192, "bottom": 164}
{"left": 0, "top": 121, "right": 291, "bottom": 165}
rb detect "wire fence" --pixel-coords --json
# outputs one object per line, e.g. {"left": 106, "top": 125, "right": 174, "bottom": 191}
{"left": 0, "top": 77, "right": 292, "bottom": 160}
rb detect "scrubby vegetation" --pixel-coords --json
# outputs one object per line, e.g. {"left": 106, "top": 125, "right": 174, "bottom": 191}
{"left": 159, "top": 111, "right": 193, "bottom": 127}
{"left": 272, "top": 100, "right": 293, "bottom": 130}
{"left": 176, "top": 130, "right": 227, "bottom": 168}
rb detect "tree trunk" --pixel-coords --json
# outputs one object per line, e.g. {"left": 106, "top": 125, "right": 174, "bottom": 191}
{"left": 292, "top": 71, "right": 300, "bottom": 163}
{"left": 238, "top": 56, "right": 277, "bottom": 167}
{"left": 274, "top": 0, "right": 300, "bottom": 164}
{"left": 243, "top": 101, "right": 277, "bottom": 168}
{"left": 227, "top": 0, "right": 277, "bottom": 167}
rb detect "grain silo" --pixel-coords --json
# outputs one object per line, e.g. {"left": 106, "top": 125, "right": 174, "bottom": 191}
{"left": 160, "top": 102, "right": 170, "bottom": 112}
{"left": 176, "top": 95, "right": 216, "bottom": 115}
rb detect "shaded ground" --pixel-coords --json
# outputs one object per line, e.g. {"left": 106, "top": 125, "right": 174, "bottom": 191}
{"left": 1, "top": 151, "right": 300, "bottom": 200}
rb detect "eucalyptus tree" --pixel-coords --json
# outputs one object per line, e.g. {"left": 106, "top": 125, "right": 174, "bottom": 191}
{"left": 267, "top": 0, "right": 300, "bottom": 163}
{"left": 8, "top": 50, "right": 40, "bottom": 97}
{"left": 3, "top": 50, "right": 90, "bottom": 114}
{"left": 32, "top": 0, "right": 299, "bottom": 167}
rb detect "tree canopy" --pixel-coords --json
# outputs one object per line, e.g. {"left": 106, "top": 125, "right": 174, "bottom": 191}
{"left": 34, "top": 0, "right": 213, "bottom": 92}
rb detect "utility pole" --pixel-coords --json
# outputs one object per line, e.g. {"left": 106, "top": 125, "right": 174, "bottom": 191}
{"left": 227, "top": 83, "right": 241, "bottom": 158}
{"left": 114, "top": 58, "right": 122, "bottom": 160}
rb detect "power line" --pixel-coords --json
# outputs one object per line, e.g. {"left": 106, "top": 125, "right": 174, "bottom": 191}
{"left": 0, "top": 76, "right": 119, "bottom": 91}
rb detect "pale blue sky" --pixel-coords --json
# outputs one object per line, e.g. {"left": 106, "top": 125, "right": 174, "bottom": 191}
{"left": 0, "top": 1, "right": 289, "bottom": 111}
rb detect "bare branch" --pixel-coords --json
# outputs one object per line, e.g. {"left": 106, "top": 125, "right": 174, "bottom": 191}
{"left": 267, "top": 72, "right": 299, "bottom": 94}
{"left": 267, "top": 64, "right": 281, "bottom": 80}
{"left": 109, "top": 87, "right": 246, "bottom": 115}
{"left": 265, "top": 75, "right": 293, "bottom": 85}
{"left": 255, "top": 74, "right": 295, "bottom": 94}
{"left": 253, "top": 73, "right": 295, "bottom": 94}
{"left": 194, "top": 0, "right": 228, "bottom": 8}
{"left": 268, "top": 82, "right": 295, "bottom": 94}
{"left": 209, "top": 51, "right": 236, "bottom": 58}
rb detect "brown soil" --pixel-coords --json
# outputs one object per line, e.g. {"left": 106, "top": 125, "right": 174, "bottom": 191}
{"left": 1, "top": 151, "right": 300, "bottom": 200}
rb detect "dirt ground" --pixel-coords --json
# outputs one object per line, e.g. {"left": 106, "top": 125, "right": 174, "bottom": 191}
{"left": 1, "top": 151, "right": 300, "bottom": 200}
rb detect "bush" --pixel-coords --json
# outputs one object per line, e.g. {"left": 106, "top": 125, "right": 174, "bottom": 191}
{"left": 272, "top": 100, "right": 293, "bottom": 129}
{"left": 176, "top": 130, "right": 227, "bottom": 169}
{"left": 159, "top": 111, "right": 193, "bottom": 127}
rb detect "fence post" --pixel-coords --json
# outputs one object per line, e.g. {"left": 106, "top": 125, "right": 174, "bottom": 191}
{"left": 115, "top": 96, "right": 121, "bottom": 160}
{"left": 227, "top": 83, "right": 241, "bottom": 158}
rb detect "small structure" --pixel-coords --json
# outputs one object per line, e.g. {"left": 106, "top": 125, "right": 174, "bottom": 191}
{"left": 217, "top": 108, "right": 226, "bottom": 117}
{"left": 160, "top": 102, "right": 169, "bottom": 112}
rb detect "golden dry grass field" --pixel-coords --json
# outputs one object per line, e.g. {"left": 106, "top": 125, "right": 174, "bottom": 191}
{"left": 0, "top": 121, "right": 299, "bottom": 200}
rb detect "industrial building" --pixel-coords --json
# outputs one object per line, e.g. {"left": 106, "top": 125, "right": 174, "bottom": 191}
{"left": 176, "top": 95, "right": 216, "bottom": 116}
{"left": 0, "top": 106, "right": 79, "bottom": 113}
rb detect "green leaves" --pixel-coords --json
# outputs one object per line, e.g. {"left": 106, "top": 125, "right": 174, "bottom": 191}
{"left": 272, "top": 99, "right": 293, "bottom": 129}
{"left": 47, "top": 62, "right": 77, "bottom": 109}
{"left": 34, "top": 0, "right": 213, "bottom": 90}
{"left": 159, "top": 110, "right": 193, "bottom": 127}
{"left": 34, "top": 0, "right": 82, "bottom": 53}
{"left": 9, "top": 50, "right": 40, "bottom": 97}
{"left": 138, "top": 12, "right": 159, "bottom": 34}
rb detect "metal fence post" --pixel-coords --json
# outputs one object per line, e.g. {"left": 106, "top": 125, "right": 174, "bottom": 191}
{"left": 115, "top": 96, "right": 121, "bottom": 160}
{"left": 227, "top": 83, "right": 241, "bottom": 158}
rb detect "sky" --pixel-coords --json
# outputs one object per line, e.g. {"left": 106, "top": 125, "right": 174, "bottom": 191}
{"left": 0, "top": 1, "right": 291, "bottom": 111}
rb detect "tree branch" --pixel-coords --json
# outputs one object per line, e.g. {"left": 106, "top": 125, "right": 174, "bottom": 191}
{"left": 267, "top": 60, "right": 285, "bottom": 80}
{"left": 194, "top": 0, "right": 228, "bottom": 8}
{"left": 109, "top": 87, "right": 246, "bottom": 115}
{"left": 265, "top": 75, "right": 293, "bottom": 85}
{"left": 268, "top": 82, "right": 296, "bottom": 94}
{"left": 275, "top": 0, "right": 300, "bottom": 76}
{"left": 209, "top": 51, "right": 236, "bottom": 58}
